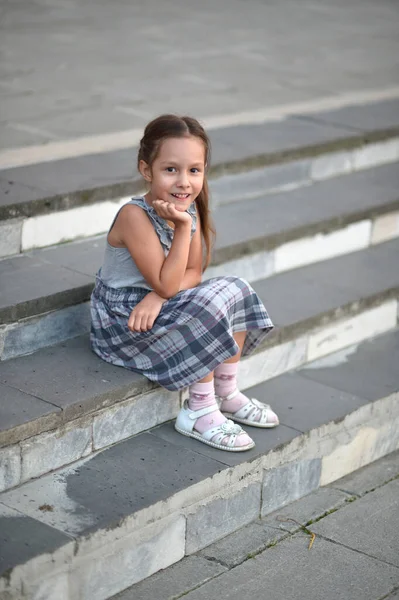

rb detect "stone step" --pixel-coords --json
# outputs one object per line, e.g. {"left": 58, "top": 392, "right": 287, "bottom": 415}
{"left": 1, "top": 162, "right": 399, "bottom": 360}
{"left": 1, "top": 238, "right": 398, "bottom": 493}
{"left": 1, "top": 98, "right": 399, "bottom": 257}
{"left": 1, "top": 328, "right": 398, "bottom": 600}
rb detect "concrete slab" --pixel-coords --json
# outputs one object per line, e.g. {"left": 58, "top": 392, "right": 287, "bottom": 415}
{"left": 312, "top": 478, "right": 399, "bottom": 567}
{"left": 0, "top": 432, "right": 224, "bottom": 537}
{"left": 0, "top": 383, "right": 60, "bottom": 447}
{"left": 0, "top": 253, "right": 93, "bottom": 324}
{"left": 301, "top": 328, "right": 399, "bottom": 401}
{"left": 254, "top": 238, "right": 399, "bottom": 328}
{"left": 0, "top": 335, "right": 153, "bottom": 421}
{"left": 182, "top": 534, "right": 399, "bottom": 600}
{"left": 245, "top": 372, "right": 369, "bottom": 434}
{"left": 330, "top": 451, "right": 399, "bottom": 497}
{"left": 0, "top": 503, "right": 72, "bottom": 575}
{"left": 198, "top": 487, "right": 350, "bottom": 568}
{"left": 300, "top": 98, "right": 399, "bottom": 132}
{"left": 111, "top": 556, "right": 227, "bottom": 600}
{"left": 149, "top": 421, "right": 300, "bottom": 468}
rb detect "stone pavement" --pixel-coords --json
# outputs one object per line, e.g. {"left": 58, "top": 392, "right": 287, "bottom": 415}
{"left": 113, "top": 451, "right": 399, "bottom": 600}
{"left": 1, "top": 0, "right": 399, "bottom": 163}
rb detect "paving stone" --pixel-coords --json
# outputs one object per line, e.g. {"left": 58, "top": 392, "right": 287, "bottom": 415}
{"left": 0, "top": 335, "right": 152, "bottom": 421}
{"left": 0, "top": 253, "right": 93, "bottom": 324}
{"left": 0, "top": 383, "right": 60, "bottom": 446}
{"left": 0, "top": 446, "right": 21, "bottom": 492}
{"left": 186, "top": 482, "right": 261, "bottom": 554}
{"left": 301, "top": 328, "right": 399, "bottom": 401}
{"left": 329, "top": 450, "right": 399, "bottom": 497}
{"left": 303, "top": 97, "right": 399, "bottom": 132}
{"left": 0, "top": 432, "right": 224, "bottom": 537}
{"left": 1, "top": 302, "right": 91, "bottom": 360}
{"left": 21, "top": 422, "right": 92, "bottom": 482}
{"left": 112, "top": 555, "right": 227, "bottom": 600}
{"left": 262, "top": 486, "right": 352, "bottom": 533}
{"left": 199, "top": 487, "right": 350, "bottom": 569}
{"left": 0, "top": 503, "right": 72, "bottom": 575}
{"left": 0, "top": 218, "right": 21, "bottom": 259}
{"left": 182, "top": 534, "right": 399, "bottom": 600}
{"left": 199, "top": 519, "right": 288, "bottom": 569}
{"left": 32, "top": 234, "right": 105, "bottom": 277}
{"left": 245, "top": 372, "right": 368, "bottom": 434}
{"left": 261, "top": 458, "right": 321, "bottom": 517}
{"left": 150, "top": 421, "right": 300, "bottom": 468}
{"left": 253, "top": 238, "right": 399, "bottom": 328}
{"left": 312, "top": 478, "right": 399, "bottom": 567}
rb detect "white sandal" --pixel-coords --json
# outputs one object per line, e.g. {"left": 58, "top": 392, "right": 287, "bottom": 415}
{"left": 175, "top": 401, "right": 255, "bottom": 452}
{"left": 218, "top": 389, "right": 279, "bottom": 429}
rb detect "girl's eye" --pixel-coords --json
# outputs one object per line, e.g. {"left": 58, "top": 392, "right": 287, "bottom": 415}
{"left": 190, "top": 168, "right": 200, "bottom": 173}
{"left": 166, "top": 167, "right": 176, "bottom": 172}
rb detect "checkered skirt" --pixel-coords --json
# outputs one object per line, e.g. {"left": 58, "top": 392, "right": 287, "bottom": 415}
{"left": 90, "top": 275, "right": 273, "bottom": 391}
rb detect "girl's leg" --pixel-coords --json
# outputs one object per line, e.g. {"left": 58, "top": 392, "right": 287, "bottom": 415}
{"left": 187, "top": 369, "right": 252, "bottom": 448}
{"left": 214, "top": 331, "right": 279, "bottom": 425}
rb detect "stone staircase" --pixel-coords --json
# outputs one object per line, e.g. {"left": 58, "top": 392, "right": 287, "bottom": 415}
{"left": 1, "top": 98, "right": 399, "bottom": 600}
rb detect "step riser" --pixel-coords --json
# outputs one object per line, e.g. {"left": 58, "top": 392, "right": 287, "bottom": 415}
{"left": 2, "top": 209, "right": 399, "bottom": 361}
{"left": 2, "top": 391, "right": 398, "bottom": 600}
{"left": 1, "top": 300, "right": 397, "bottom": 493}
{"left": 1, "top": 137, "right": 398, "bottom": 259}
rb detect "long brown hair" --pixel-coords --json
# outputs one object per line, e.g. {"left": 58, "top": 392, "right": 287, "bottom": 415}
{"left": 137, "top": 114, "right": 215, "bottom": 270}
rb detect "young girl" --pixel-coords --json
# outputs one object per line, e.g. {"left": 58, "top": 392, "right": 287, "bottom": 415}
{"left": 90, "top": 114, "right": 279, "bottom": 452}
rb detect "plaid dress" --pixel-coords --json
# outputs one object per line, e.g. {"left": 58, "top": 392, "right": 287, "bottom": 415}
{"left": 90, "top": 200, "right": 273, "bottom": 391}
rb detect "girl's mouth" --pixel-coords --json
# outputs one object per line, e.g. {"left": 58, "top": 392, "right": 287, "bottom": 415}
{"left": 171, "top": 193, "right": 190, "bottom": 201}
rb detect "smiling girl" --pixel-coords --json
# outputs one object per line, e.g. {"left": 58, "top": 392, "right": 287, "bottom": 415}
{"left": 90, "top": 114, "right": 278, "bottom": 452}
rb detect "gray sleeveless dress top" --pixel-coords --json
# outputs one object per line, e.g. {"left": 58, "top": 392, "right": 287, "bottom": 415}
{"left": 100, "top": 197, "right": 198, "bottom": 290}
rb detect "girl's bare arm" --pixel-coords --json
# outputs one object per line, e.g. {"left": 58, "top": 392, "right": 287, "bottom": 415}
{"left": 116, "top": 204, "right": 192, "bottom": 298}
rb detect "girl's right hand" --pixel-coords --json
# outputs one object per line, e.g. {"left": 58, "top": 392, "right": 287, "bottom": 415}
{"left": 152, "top": 199, "right": 192, "bottom": 227}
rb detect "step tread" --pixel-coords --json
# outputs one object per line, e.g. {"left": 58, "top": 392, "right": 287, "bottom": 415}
{"left": 1, "top": 327, "right": 398, "bottom": 577}
{"left": 1, "top": 238, "right": 398, "bottom": 444}
{"left": 2, "top": 97, "right": 398, "bottom": 219}
{"left": 1, "top": 162, "right": 398, "bottom": 325}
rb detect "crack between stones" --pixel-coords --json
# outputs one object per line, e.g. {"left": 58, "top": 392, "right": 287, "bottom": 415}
{"left": 315, "top": 533, "right": 399, "bottom": 570}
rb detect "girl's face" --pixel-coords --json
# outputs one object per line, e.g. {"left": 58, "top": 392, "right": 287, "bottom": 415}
{"left": 141, "top": 135, "right": 206, "bottom": 212}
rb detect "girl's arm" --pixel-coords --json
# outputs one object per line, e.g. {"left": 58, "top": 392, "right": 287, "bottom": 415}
{"left": 179, "top": 219, "right": 203, "bottom": 291}
{"left": 117, "top": 203, "right": 192, "bottom": 298}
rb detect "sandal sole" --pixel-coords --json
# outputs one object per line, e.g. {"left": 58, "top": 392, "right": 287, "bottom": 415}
{"left": 174, "top": 424, "right": 255, "bottom": 452}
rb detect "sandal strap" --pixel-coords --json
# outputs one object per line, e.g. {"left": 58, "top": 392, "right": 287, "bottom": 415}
{"left": 232, "top": 398, "right": 272, "bottom": 422}
{"left": 185, "top": 402, "right": 220, "bottom": 420}
{"left": 218, "top": 388, "right": 240, "bottom": 403}
{"left": 201, "top": 419, "right": 244, "bottom": 446}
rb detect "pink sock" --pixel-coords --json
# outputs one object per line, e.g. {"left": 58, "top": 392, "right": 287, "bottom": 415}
{"left": 215, "top": 362, "right": 278, "bottom": 424}
{"left": 188, "top": 380, "right": 252, "bottom": 447}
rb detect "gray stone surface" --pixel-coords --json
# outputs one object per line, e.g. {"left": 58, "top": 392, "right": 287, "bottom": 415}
{"left": 246, "top": 372, "right": 369, "bottom": 434}
{"left": 0, "top": 446, "right": 21, "bottom": 492}
{"left": 0, "top": 253, "right": 93, "bottom": 324}
{"left": 182, "top": 534, "right": 399, "bottom": 600}
{"left": 301, "top": 328, "right": 399, "bottom": 401}
{"left": 0, "top": 335, "right": 153, "bottom": 421}
{"left": 0, "top": 218, "right": 21, "bottom": 259}
{"left": 199, "top": 487, "right": 350, "bottom": 568}
{"left": 0, "top": 432, "right": 224, "bottom": 537}
{"left": 261, "top": 458, "right": 321, "bottom": 517}
{"left": 150, "top": 421, "right": 301, "bottom": 467}
{"left": 330, "top": 450, "right": 399, "bottom": 497}
{"left": 0, "top": 503, "right": 72, "bottom": 575}
{"left": 1, "top": 302, "right": 91, "bottom": 360}
{"left": 0, "top": 383, "right": 60, "bottom": 446}
{"left": 300, "top": 98, "right": 399, "bottom": 133}
{"left": 214, "top": 161, "right": 399, "bottom": 254}
{"left": 312, "top": 478, "right": 399, "bottom": 567}
{"left": 1, "top": 0, "right": 399, "bottom": 153}
{"left": 186, "top": 482, "right": 261, "bottom": 554}
{"left": 112, "top": 555, "right": 226, "bottom": 600}
{"left": 253, "top": 238, "right": 399, "bottom": 328}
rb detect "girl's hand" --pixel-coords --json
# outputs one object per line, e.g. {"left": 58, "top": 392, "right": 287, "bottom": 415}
{"left": 128, "top": 292, "right": 167, "bottom": 332}
{"left": 152, "top": 199, "right": 192, "bottom": 227}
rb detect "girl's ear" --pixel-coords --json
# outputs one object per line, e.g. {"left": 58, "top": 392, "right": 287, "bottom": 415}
{"left": 139, "top": 160, "right": 152, "bottom": 182}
